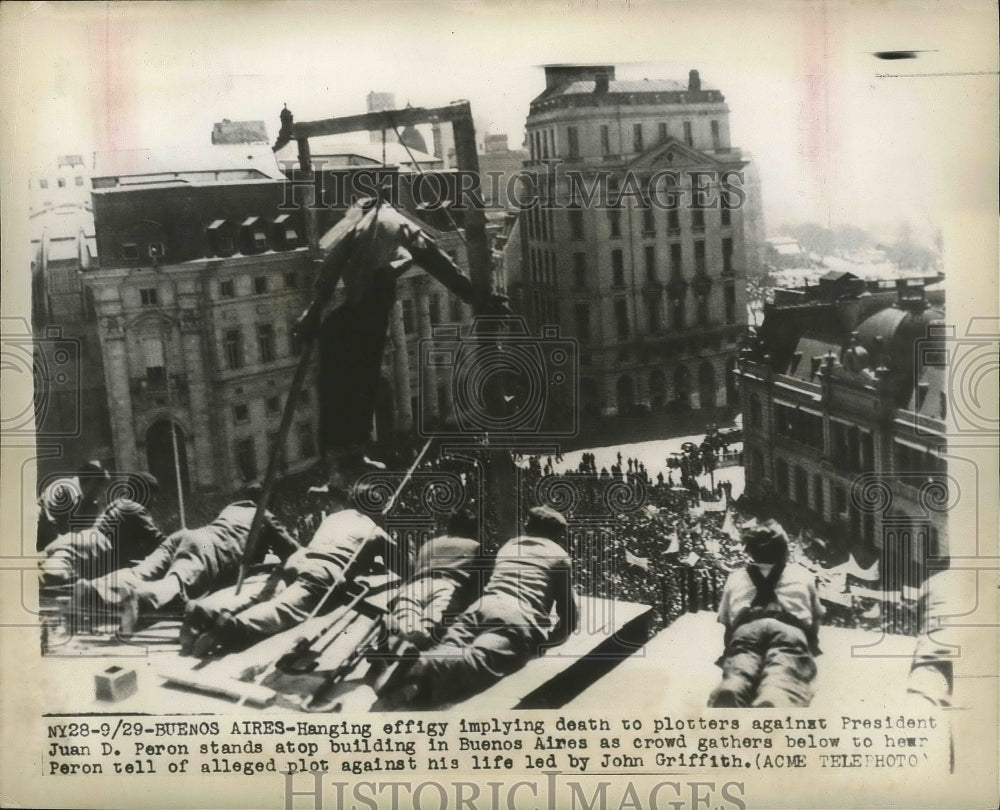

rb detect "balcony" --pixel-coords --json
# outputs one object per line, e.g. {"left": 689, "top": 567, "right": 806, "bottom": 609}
{"left": 130, "top": 373, "right": 189, "bottom": 410}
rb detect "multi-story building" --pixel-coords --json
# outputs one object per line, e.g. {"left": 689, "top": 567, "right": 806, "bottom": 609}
{"left": 29, "top": 191, "right": 114, "bottom": 477}
{"left": 84, "top": 145, "right": 475, "bottom": 499}
{"left": 516, "top": 65, "right": 749, "bottom": 417}
{"left": 737, "top": 273, "right": 947, "bottom": 589}
{"left": 28, "top": 154, "right": 93, "bottom": 214}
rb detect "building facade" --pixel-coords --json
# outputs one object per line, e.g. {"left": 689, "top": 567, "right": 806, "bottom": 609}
{"left": 516, "top": 65, "right": 749, "bottom": 417}
{"left": 738, "top": 274, "right": 948, "bottom": 589}
{"left": 84, "top": 147, "right": 475, "bottom": 498}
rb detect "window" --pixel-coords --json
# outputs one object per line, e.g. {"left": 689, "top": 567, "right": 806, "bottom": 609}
{"left": 647, "top": 295, "right": 662, "bottom": 332}
{"left": 721, "top": 207, "right": 731, "bottom": 228}
{"left": 265, "top": 395, "right": 281, "bottom": 416}
{"left": 645, "top": 245, "right": 657, "bottom": 282}
{"left": 776, "top": 459, "right": 790, "bottom": 498}
{"left": 148, "top": 242, "right": 165, "bottom": 259}
{"left": 724, "top": 283, "right": 737, "bottom": 324}
{"left": 600, "top": 125, "right": 611, "bottom": 155}
{"left": 608, "top": 210, "right": 621, "bottom": 238}
{"left": 569, "top": 209, "right": 585, "bottom": 241}
{"left": 450, "top": 296, "right": 463, "bottom": 322}
{"left": 633, "top": 123, "right": 644, "bottom": 153}
{"left": 297, "top": 422, "right": 315, "bottom": 459}
{"left": 235, "top": 438, "right": 257, "bottom": 482}
{"left": 658, "top": 122, "right": 668, "bottom": 143}
{"left": 614, "top": 299, "right": 630, "bottom": 339}
{"left": 273, "top": 213, "right": 300, "bottom": 249}
{"left": 267, "top": 431, "right": 287, "bottom": 475}
{"left": 794, "top": 466, "right": 808, "bottom": 504}
{"left": 223, "top": 328, "right": 245, "bottom": 370}
{"left": 694, "top": 240, "right": 706, "bottom": 274}
{"left": 139, "top": 287, "right": 159, "bottom": 307}
{"left": 402, "top": 299, "right": 416, "bottom": 333}
{"left": 566, "top": 126, "right": 580, "bottom": 158}
{"left": 683, "top": 121, "right": 693, "bottom": 146}
{"left": 142, "top": 337, "right": 165, "bottom": 386}
{"left": 711, "top": 120, "right": 721, "bottom": 150}
{"left": 696, "top": 290, "right": 709, "bottom": 326}
{"left": 284, "top": 271, "right": 298, "bottom": 289}
{"left": 75, "top": 176, "right": 84, "bottom": 187}
{"left": 284, "top": 319, "right": 301, "bottom": 356}
{"left": 121, "top": 243, "right": 140, "bottom": 260}
{"left": 813, "top": 475, "right": 825, "bottom": 514}
{"left": 573, "top": 252, "right": 587, "bottom": 289}
{"left": 667, "top": 208, "right": 680, "bottom": 232}
{"left": 775, "top": 403, "right": 825, "bottom": 450}
{"left": 611, "top": 249, "right": 625, "bottom": 287}
{"left": 430, "top": 294, "right": 441, "bottom": 324}
{"left": 57, "top": 178, "right": 66, "bottom": 188}
{"left": 257, "top": 323, "right": 276, "bottom": 363}
{"left": 670, "top": 243, "right": 683, "bottom": 277}
{"left": 574, "top": 304, "right": 591, "bottom": 342}
{"left": 835, "top": 486, "right": 847, "bottom": 517}
{"left": 233, "top": 403, "right": 250, "bottom": 424}
{"left": 671, "top": 291, "right": 686, "bottom": 329}
{"left": 208, "top": 220, "right": 235, "bottom": 256}
{"left": 750, "top": 395, "right": 762, "bottom": 427}
{"left": 691, "top": 208, "right": 705, "bottom": 232}
{"left": 940, "top": 393, "right": 947, "bottom": 419}
{"left": 253, "top": 276, "right": 268, "bottom": 295}
{"left": 642, "top": 205, "right": 655, "bottom": 234}
{"left": 722, "top": 237, "right": 734, "bottom": 274}
{"left": 39, "top": 179, "right": 49, "bottom": 189}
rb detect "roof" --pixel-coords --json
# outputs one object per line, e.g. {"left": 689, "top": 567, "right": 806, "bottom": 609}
{"left": 821, "top": 270, "right": 858, "bottom": 282}
{"left": 787, "top": 336, "right": 840, "bottom": 380}
{"left": 559, "top": 78, "right": 690, "bottom": 95}
{"left": 92, "top": 145, "right": 286, "bottom": 182}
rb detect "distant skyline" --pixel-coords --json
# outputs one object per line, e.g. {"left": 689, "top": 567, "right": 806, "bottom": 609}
{"left": 4, "top": 0, "right": 997, "bottom": 243}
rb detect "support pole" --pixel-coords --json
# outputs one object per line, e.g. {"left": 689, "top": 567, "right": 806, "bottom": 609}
{"left": 235, "top": 133, "right": 319, "bottom": 594}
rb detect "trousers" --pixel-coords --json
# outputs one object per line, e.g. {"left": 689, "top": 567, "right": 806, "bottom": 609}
{"left": 317, "top": 268, "right": 397, "bottom": 452}
{"left": 709, "top": 618, "right": 817, "bottom": 708}
{"left": 397, "top": 610, "right": 539, "bottom": 708}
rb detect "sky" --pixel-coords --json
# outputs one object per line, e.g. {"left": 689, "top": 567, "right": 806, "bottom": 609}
{"left": 2, "top": 0, "right": 997, "bottom": 242}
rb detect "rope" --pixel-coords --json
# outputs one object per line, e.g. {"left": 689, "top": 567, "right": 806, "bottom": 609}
{"left": 389, "top": 115, "right": 469, "bottom": 248}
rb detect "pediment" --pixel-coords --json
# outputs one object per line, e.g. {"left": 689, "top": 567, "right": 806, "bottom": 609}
{"left": 628, "top": 137, "right": 727, "bottom": 171}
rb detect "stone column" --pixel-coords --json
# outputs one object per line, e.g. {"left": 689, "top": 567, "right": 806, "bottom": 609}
{"left": 390, "top": 299, "right": 413, "bottom": 432}
{"left": 178, "top": 309, "right": 215, "bottom": 488}
{"left": 414, "top": 278, "right": 439, "bottom": 422}
{"left": 100, "top": 327, "right": 139, "bottom": 472}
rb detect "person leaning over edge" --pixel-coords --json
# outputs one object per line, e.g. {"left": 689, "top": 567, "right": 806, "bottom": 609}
{"left": 709, "top": 520, "right": 824, "bottom": 708}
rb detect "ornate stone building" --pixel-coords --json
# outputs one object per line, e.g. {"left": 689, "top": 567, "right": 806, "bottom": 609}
{"left": 514, "top": 65, "right": 751, "bottom": 417}
{"left": 86, "top": 146, "right": 472, "bottom": 498}
{"left": 738, "top": 274, "right": 948, "bottom": 590}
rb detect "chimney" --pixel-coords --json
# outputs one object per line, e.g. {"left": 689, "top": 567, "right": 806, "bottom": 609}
{"left": 688, "top": 69, "right": 701, "bottom": 92}
{"left": 594, "top": 70, "right": 610, "bottom": 94}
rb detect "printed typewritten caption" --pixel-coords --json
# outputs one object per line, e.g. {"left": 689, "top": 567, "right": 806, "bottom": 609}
{"left": 43, "top": 713, "right": 949, "bottom": 777}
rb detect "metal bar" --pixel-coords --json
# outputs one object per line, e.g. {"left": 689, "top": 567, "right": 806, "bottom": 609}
{"left": 293, "top": 101, "right": 473, "bottom": 140}
{"left": 234, "top": 341, "right": 315, "bottom": 595}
